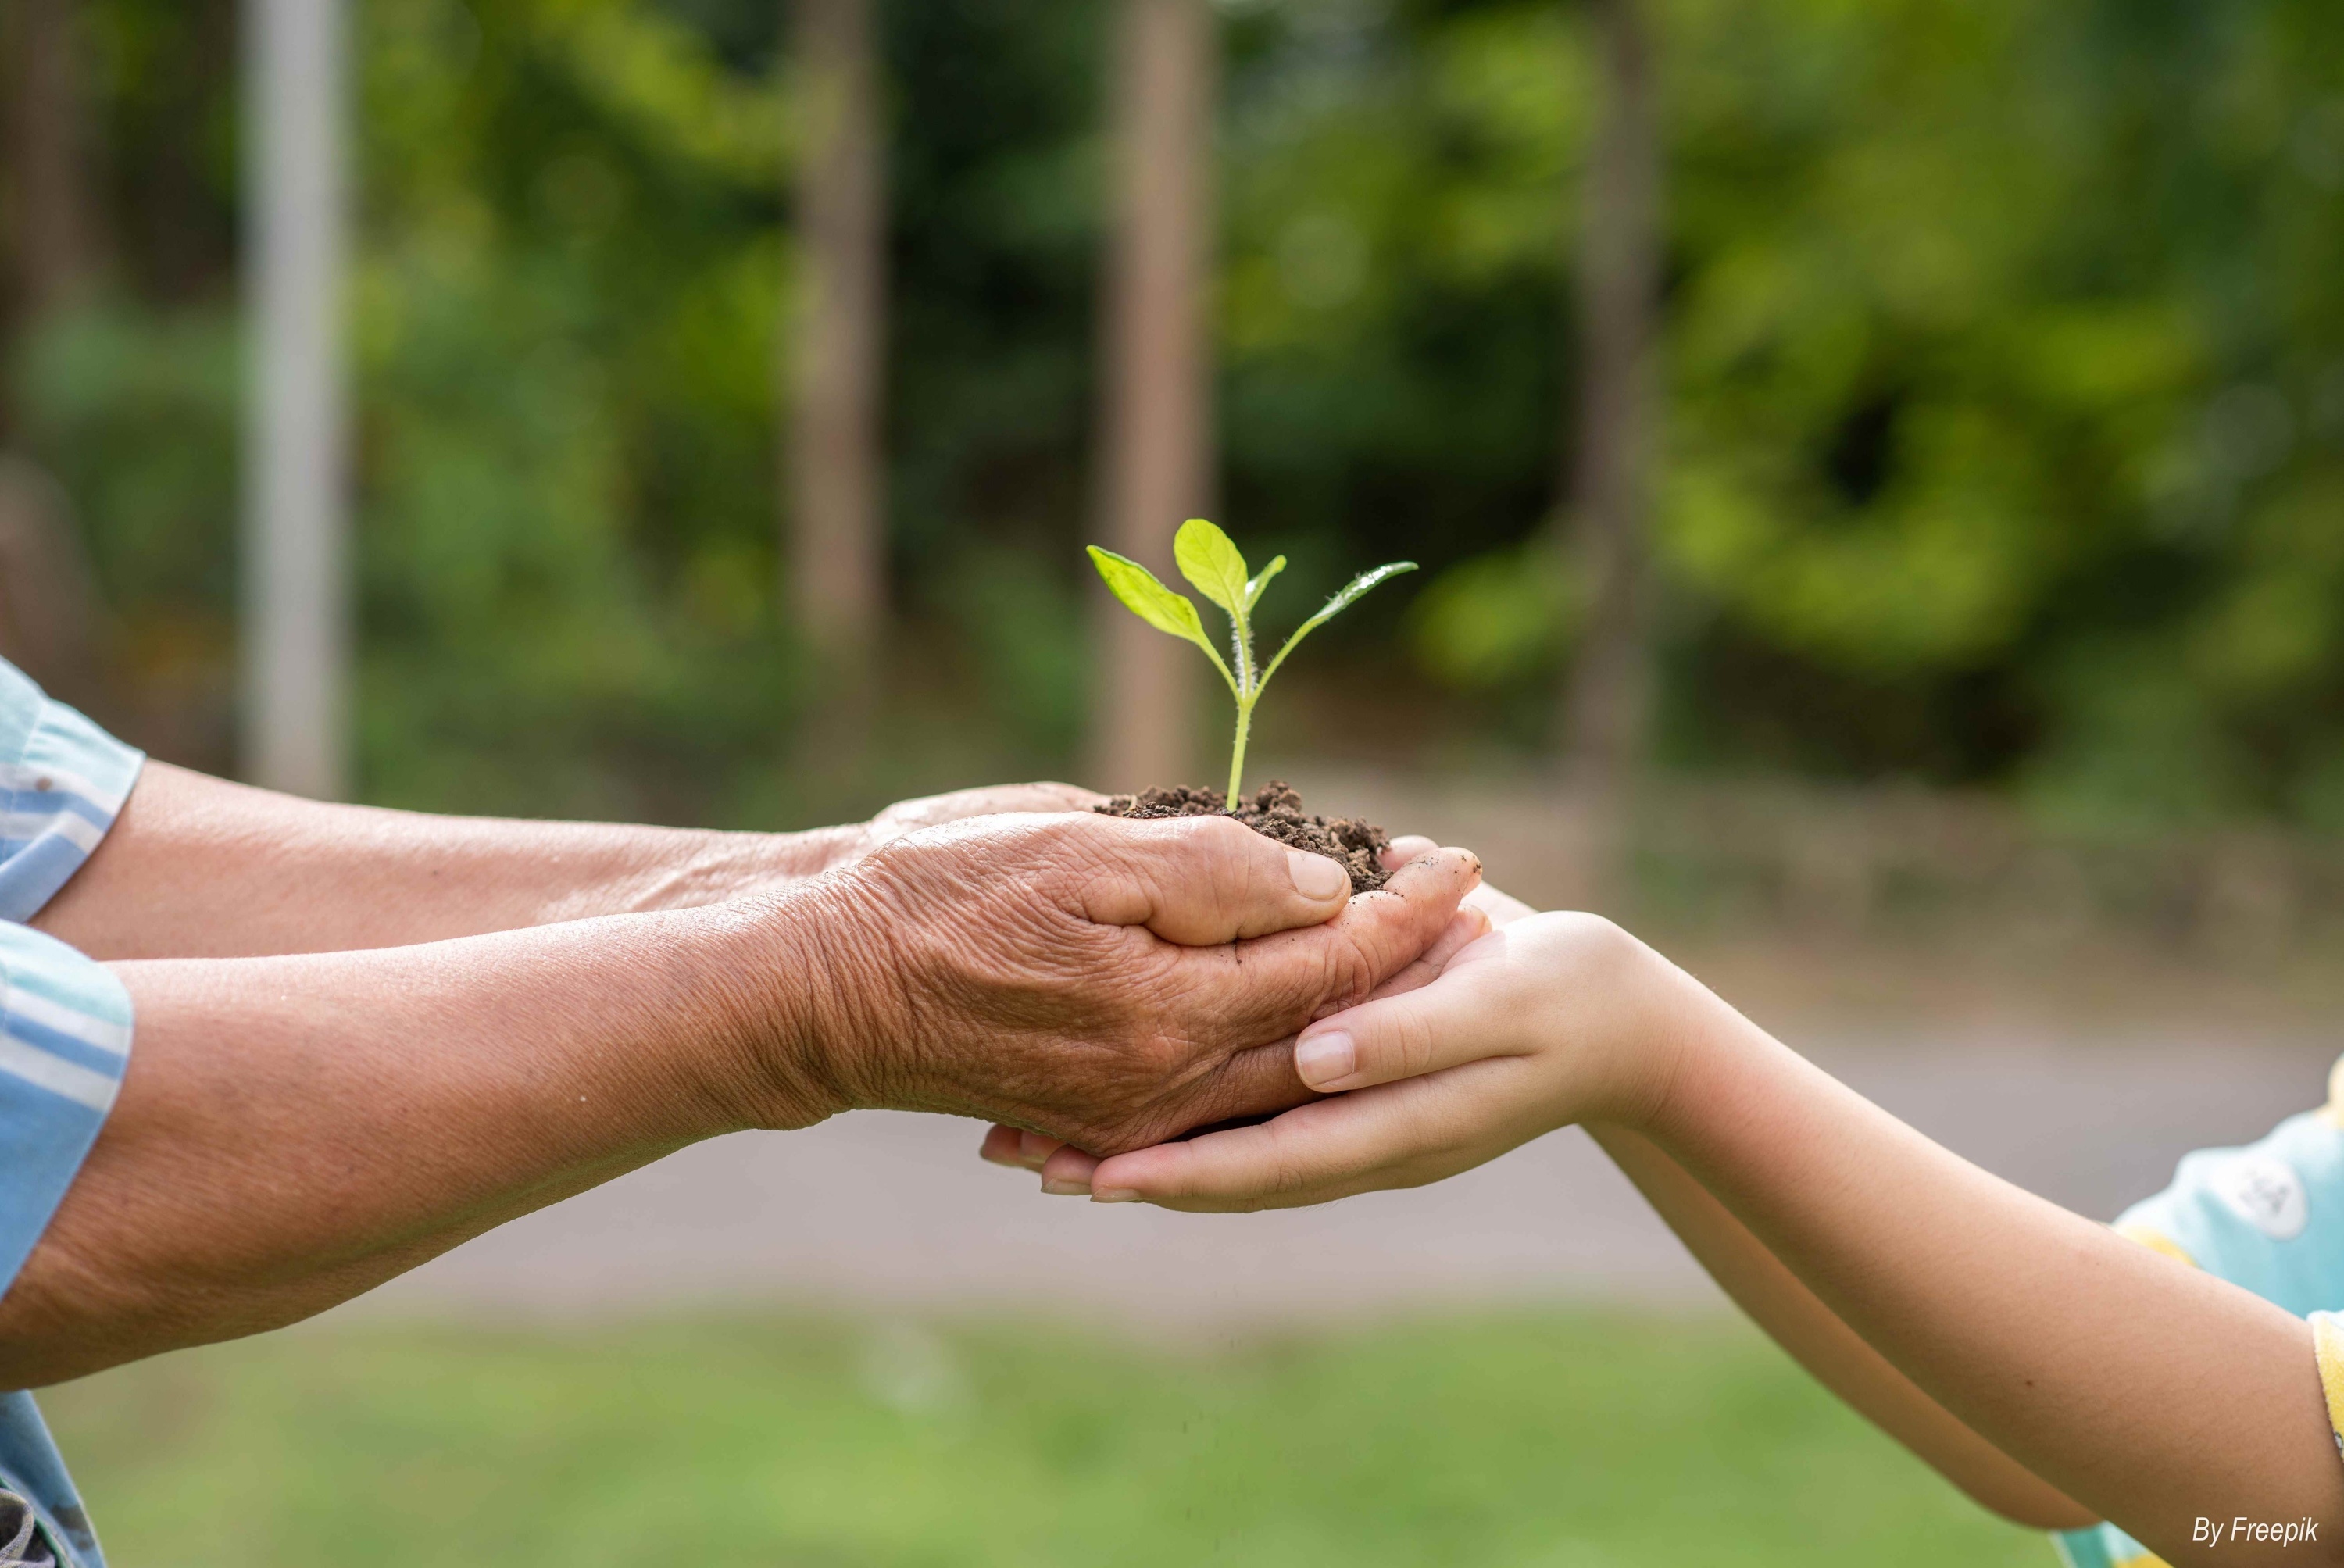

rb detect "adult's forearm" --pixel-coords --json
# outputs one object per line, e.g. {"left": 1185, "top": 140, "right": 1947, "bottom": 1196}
{"left": 0, "top": 898, "right": 826, "bottom": 1388}
{"left": 1588, "top": 1125, "right": 2094, "bottom": 1530}
{"left": 32, "top": 762, "right": 864, "bottom": 960}
{"left": 1642, "top": 1002, "right": 2344, "bottom": 1559}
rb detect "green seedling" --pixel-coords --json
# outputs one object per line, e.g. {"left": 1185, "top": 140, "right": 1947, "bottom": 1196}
{"left": 1089, "top": 520, "right": 1417, "bottom": 805}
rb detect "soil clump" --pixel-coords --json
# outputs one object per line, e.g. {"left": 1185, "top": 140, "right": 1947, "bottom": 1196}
{"left": 1096, "top": 780, "right": 1392, "bottom": 894}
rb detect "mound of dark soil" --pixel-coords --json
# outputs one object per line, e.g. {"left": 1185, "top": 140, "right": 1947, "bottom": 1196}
{"left": 1095, "top": 780, "right": 1392, "bottom": 894}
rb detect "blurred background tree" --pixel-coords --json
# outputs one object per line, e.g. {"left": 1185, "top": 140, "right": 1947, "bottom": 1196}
{"left": 3, "top": 0, "right": 2342, "bottom": 838}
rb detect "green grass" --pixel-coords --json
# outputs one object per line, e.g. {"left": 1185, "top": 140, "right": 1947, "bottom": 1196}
{"left": 38, "top": 1310, "right": 2052, "bottom": 1567}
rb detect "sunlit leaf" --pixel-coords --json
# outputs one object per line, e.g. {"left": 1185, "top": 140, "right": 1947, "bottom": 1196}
{"left": 1087, "top": 545, "right": 1238, "bottom": 695}
{"left": 1174, "top": 519, "right": 1252, "bottom": 619}
{"left": 1244, "top": 555, "right": 1287, "bottom": 610}
{"left": 1262, "top": 560, "right": 1418, "bottom": 681}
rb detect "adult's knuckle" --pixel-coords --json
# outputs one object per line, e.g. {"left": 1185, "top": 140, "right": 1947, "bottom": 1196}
{"left": 1163, "top": 814, "right": 1256, "bottom": 880}
{"left": 1312, "top": 936, "right": 1379, "bottom": 1016}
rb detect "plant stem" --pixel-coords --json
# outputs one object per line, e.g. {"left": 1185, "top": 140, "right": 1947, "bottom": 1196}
{"left": 1227, "top": 698, "right": 1254, "bottom": 808}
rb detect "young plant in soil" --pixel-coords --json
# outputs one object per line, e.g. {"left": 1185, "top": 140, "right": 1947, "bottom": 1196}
{"left": 1088, "top": 519, "right": 1415, "bottom": 892}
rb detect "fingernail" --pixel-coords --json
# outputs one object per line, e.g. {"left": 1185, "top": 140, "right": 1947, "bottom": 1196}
{"left": 1017, "top": 1131, "right": 1054, "bottom": 1168}
{"left": 1287, "top": 848, "right": 1348, "bottom": 902}
{"left": 1294, "top": 1030, "right": 1356, "bottom": 1088}
{"left": 1092, "top": 1188, "right": 1140, "bottom": 1205}
{"left": 1041, "top": 1178, "right": 1091, "bottom": 1197}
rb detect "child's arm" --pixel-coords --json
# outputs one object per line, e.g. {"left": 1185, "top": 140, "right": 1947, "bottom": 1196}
{"left": 1588, "top": 1125, "right": 2093, "bottom": 1528}
{"left": 1057, "top": 914, "right": 2344, "bottom": 1560}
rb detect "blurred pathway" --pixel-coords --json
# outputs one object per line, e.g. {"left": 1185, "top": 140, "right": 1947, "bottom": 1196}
{"left": 345, "top": 1030, "right": 2339, "bottom": 1328}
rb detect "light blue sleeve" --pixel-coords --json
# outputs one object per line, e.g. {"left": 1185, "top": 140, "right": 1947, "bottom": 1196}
{"left": 0, "top": 660, "right": 141, "bottom": 1296}
{"left": 0, "top": 922, "right": 132, "bottom": 1298}
{"left": 2107, "top": 1093, "right": 2344, "bottom": 1319}
{"left": 0, "top": 661, "right": 143, "bottom": 924}
{"left": 0, "top": 659, "right": 140, "bottom": 1568}
{"left": 2054, "top": 1066, "right": 2344, "bottom": 1568}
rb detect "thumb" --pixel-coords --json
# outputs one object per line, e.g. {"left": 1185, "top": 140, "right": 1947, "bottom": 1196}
{"left": 1074, "top": 813, "right": 1353, "bottom": 945}
{"left": 1289, "top": 931, "right": 1515, "bottom": 1093}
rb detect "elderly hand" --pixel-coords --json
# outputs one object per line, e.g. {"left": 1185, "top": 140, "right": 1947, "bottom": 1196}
{"left": 861, "top": 781, "right": 1105, "bottom": 847}
{"left": 760, "top": 811, "right": 1484, "bottom": 1155}
{"left": 974, "top": 833, "right": 1529, "bottom": 1180}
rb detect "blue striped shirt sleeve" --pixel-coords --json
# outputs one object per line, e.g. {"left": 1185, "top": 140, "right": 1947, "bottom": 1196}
{"left": 0, "top": 658, "right": 142, "bottom": 1298}
{"left": 0, "top": 924, "right": 130, "bottom": 1294}
{"left": 0, "top": 662, "right": 142, "bottom": 925}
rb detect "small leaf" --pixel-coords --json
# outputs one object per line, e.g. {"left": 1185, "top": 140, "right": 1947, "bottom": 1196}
{"left": 1244, "top": 555, "right": 1287, "bottom": 609}
{"left": 1174, "top": 519, "right": 1252, "bottom": 618}
{"left": 1088, "top": 545, "right": 1239, "bottom": 695}
{"left": 1310, "top": 560, "right": 1418, "bottom": 624}
{"left": 1088, "top": 546, "right": 1204, "bottom": 639}
{"left": 1261, "top": 559, "right": 1418, "bottom": 683}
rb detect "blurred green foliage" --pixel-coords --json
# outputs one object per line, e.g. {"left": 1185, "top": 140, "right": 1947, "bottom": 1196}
{"left": 10, "top": 0, "right": 2344, "bottom": 827}
{"left": 45, "top": 1310, "right": 2046, "bottom": 1565}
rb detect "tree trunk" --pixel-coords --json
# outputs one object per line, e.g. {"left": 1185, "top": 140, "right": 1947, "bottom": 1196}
{"left": 241, "top": 0, "right": 351, "bottom": 800}
{"left": 1557, "top": 0, "right": 1662, "bottom": 900}
{"left": 2, "top": 0, "right": 101, "bottom": 324}
{"left": 1091, "top": 0, "right": 1216, "bottom": 794}
{"left": 787, "top": 0, "right": 887, "bottom": 666}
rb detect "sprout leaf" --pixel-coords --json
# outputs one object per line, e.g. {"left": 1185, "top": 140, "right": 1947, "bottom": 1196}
{"left": 1243, "top": 555, "right": 1287, "bottom": 609}
{"left": 1263, "top": 560, "right": 1418, "bottom": 682}
{"left": 1088, "top": 525, "right": 1414, "bottom": 804}
{"left": 1087, "top": 545, "right": 1238, "bottom": 695}
{"left": 1174, "top": 519, "right": 1252, "bottom": 619}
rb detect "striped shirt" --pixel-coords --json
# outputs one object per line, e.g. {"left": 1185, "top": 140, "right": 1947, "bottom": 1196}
{"left": 0, "top": 656, "right": 143, "bottom": 1568}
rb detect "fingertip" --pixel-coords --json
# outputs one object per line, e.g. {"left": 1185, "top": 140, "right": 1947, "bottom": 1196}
{"left": 1084, "top": 1141, "right": 1167, "bottom": 1203}
{"left": 1038, "top": 1145, "right": 1100, "bottom": 1193}
{"left": 1034, "top": 780, "right": 1109, "bottom": 809}
{"left": 1293, "top": 1028, "right": 1360, "bottom": 1091}
{"left": 1017, "top": 1130, "right": 1066, "bottom": 1169}
{"left": 1385, "top": 845, "right": 1481, "bottom": 899}
{"left": 1381, "top": 834, "right": 1441, "bottom": 870}
{"left": 978, "top": 1125, "right": 1026, "bottom": 1166}
{"left": 1285, "top": 847, "right": 1351, "bottom": 905}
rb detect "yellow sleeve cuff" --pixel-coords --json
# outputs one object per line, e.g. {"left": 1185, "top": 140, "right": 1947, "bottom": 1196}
{"left": 2114, "top": 1222, "right": 2197, "bottom": 1270}
{"left": 2309, "top": 1312, "right": 2344, "bottom": 1466}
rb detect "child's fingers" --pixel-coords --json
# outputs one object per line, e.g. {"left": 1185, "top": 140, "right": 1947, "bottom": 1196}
{"left": 1038, "top": 1143, "right": 1099, "bottom": 1195}
{"left": 978, "top": 1125, "right": 1067, "bottom": 1171}
{"left": 1290, "top": 935, "right": 1514, "bottom": 1093}
{"left": 1086, "top": 1064, "right": 1520, "bottom": 1212}
{"left": 1360, "top": 905, "right": 1491, "bottom": 1002}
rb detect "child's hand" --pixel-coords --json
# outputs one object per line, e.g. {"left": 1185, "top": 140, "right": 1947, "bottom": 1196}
{"left": 1032, "top": 910, "right": 1705, "bottom": 1211}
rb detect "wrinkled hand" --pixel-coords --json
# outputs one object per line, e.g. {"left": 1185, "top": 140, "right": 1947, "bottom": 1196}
{"left": 977, "top": 834, "right": 1533, "bottom": 1184}
{"left": 782, "top": 811, "right": 1483, "bottom": 1155}
{"left": 862, "top": 782, "right": 1105, "bottom": 849}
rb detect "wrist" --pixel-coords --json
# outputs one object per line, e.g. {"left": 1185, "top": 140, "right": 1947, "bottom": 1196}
{"left": 1513, "top": 914, "right": 1710, "bottom": 1134}
{"left": 689, "top": 883, "right": 877, "bottom": 1130}
{"left": 1625, "top": 965, "right": 1776, "bottom": 1155}
{"left": 695, "top": 823, "right": 872, "bottom": 896}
